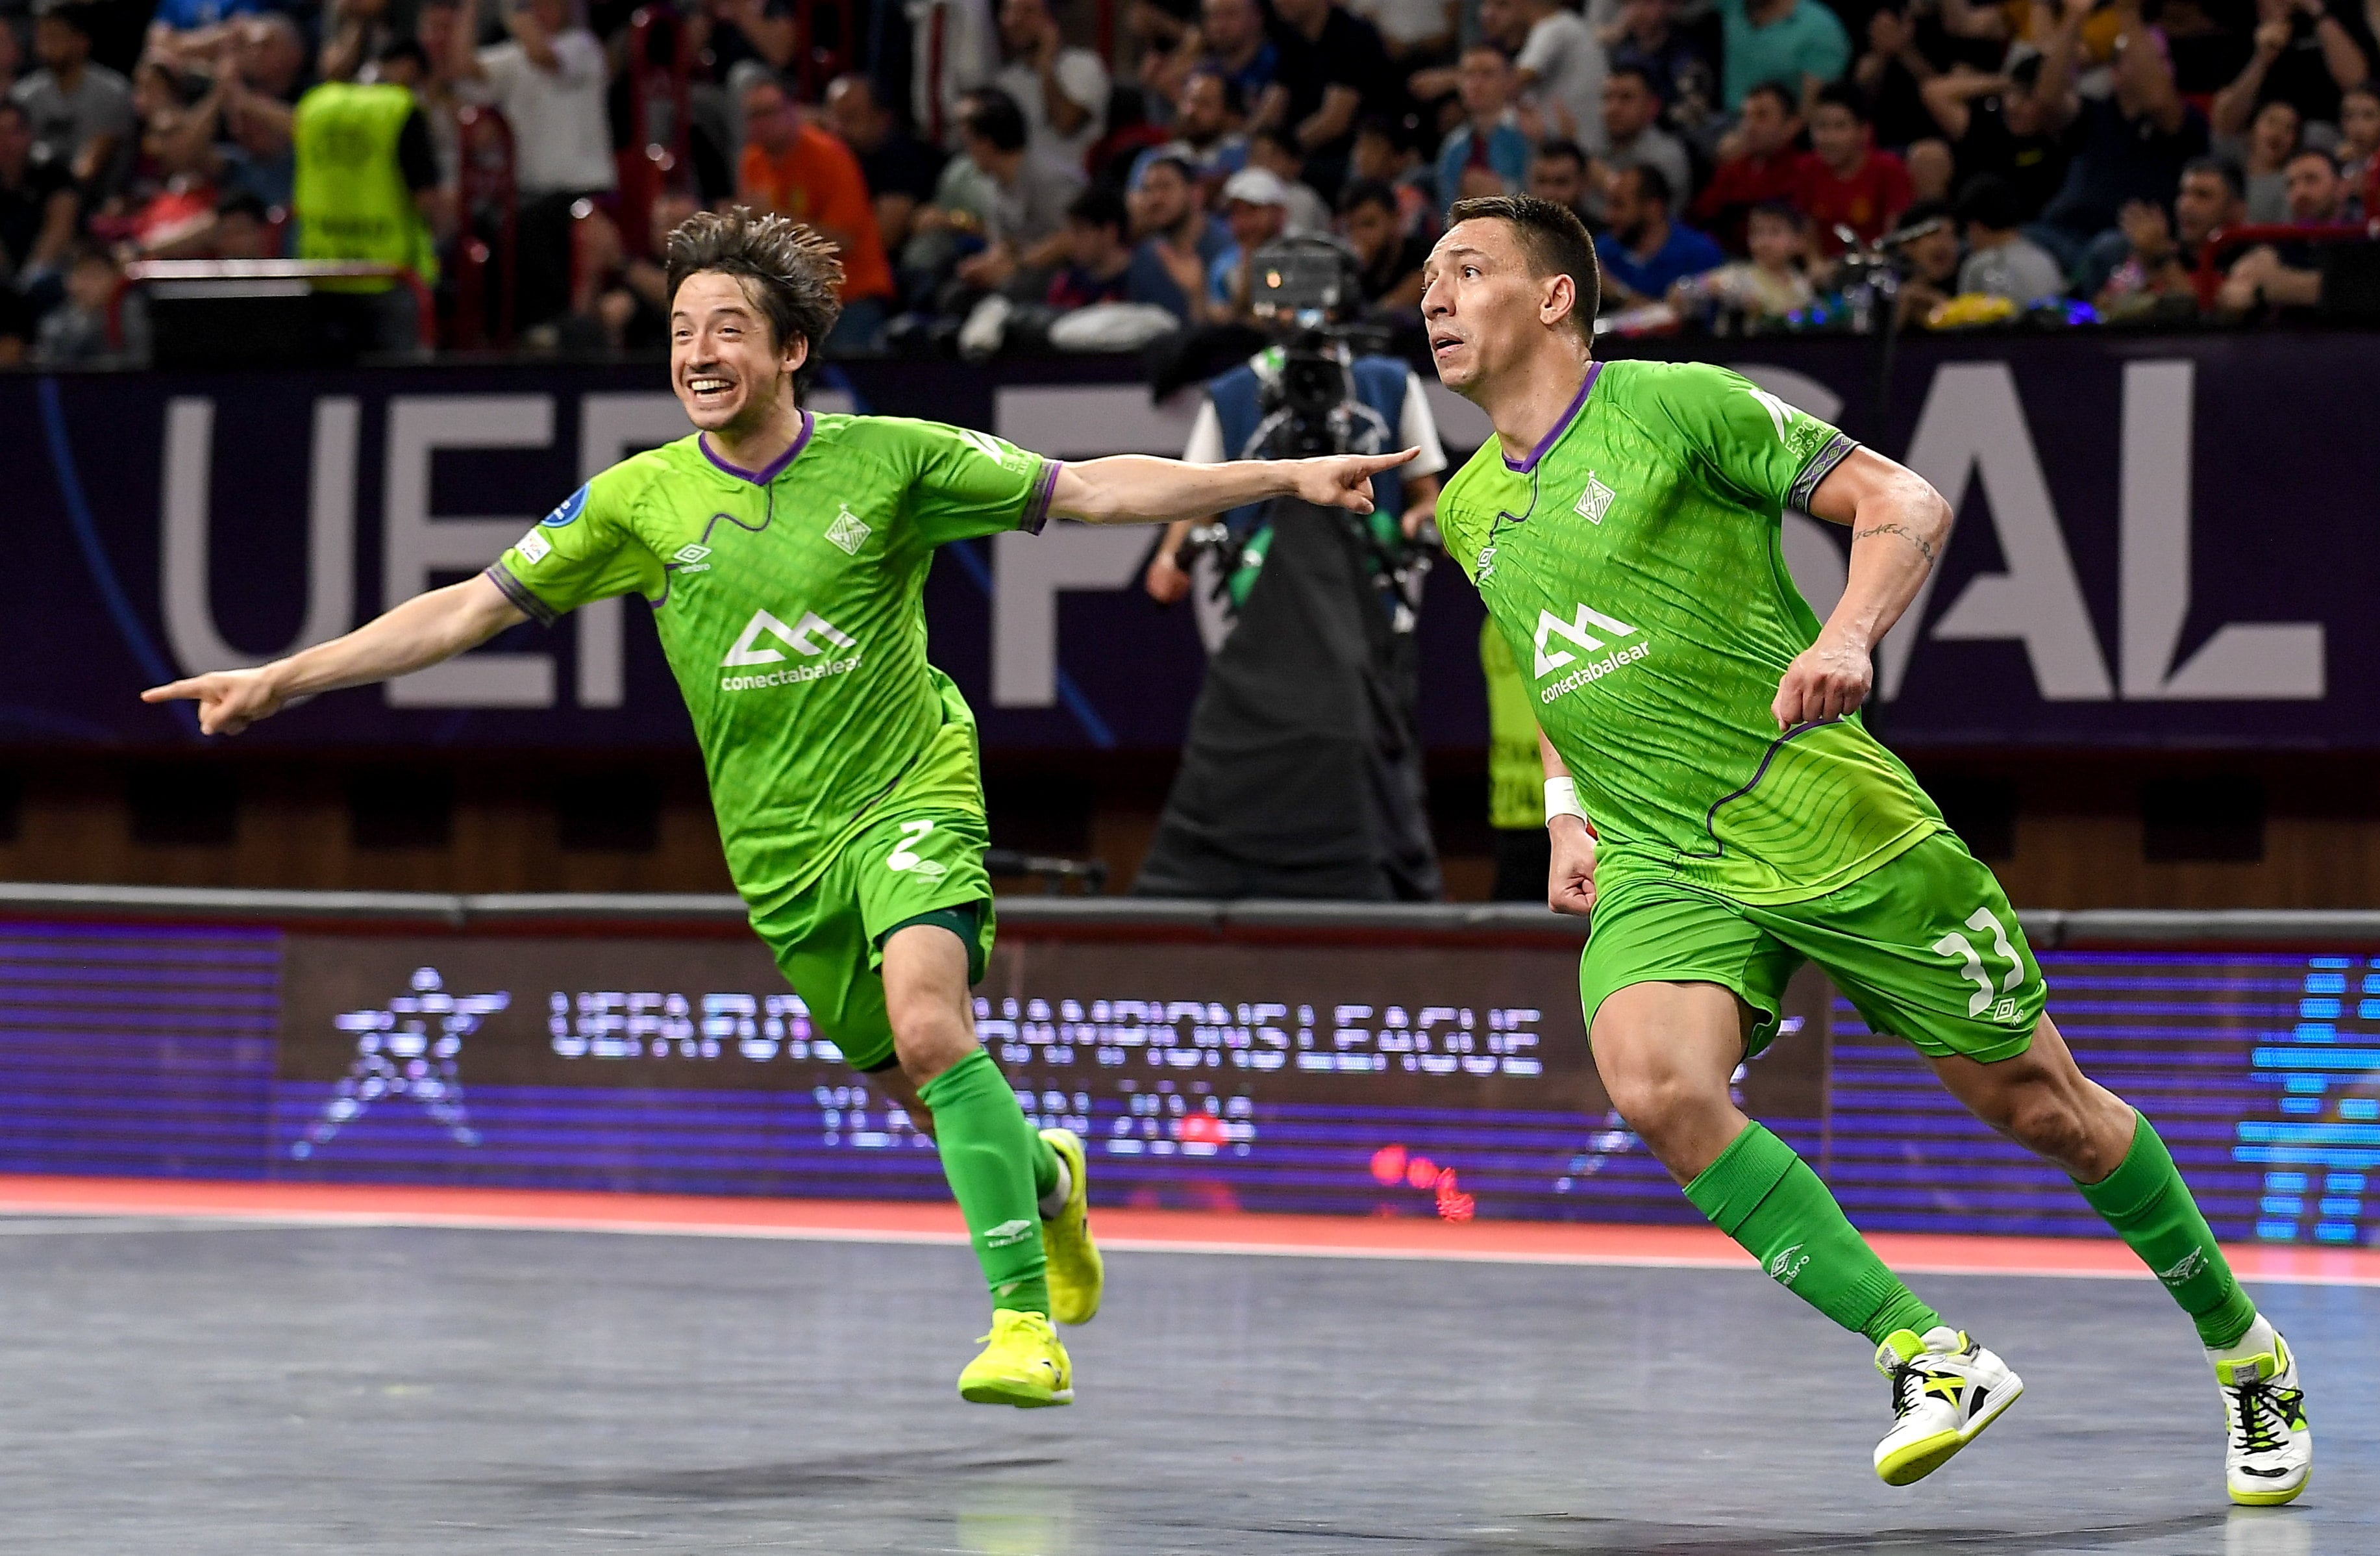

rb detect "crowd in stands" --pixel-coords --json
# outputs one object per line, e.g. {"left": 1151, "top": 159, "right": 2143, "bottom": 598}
{"left": 4, "top": 0, "right": 2377, "bottom": 362}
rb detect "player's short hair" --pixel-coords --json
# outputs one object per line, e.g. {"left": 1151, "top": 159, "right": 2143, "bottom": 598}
{"left": 1444, "top": 192, "right": 1600, "bottom": 339}
{"left": 665, "top": 207, "right": 844, "bottom": 362}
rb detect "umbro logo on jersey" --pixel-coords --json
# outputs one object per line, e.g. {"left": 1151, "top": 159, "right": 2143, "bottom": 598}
{"left": 1476, "top": 544, "right": 1496, "bottom": 581}
{"left": 722, "top": 609, "right": 857, "bottom": 666}
{"left": 984, "top": 1217, "right": 1037, "bottom": 1248}
{"left": 1533, "top": 604, "right": 1642, "bottom": 676}
{"left": 2158, "top": 1249, "right": 2207, "bottom": 1286}
{"left": 1575, "top": 472, "right": 1616, "bottom": 525}
{"left": 671, "top": 543, "right": 712, "bottom": 573}
{"left": 824, "top": 504, "right": 871, "bottom": 555}
{"left": 1769, "top": 1244, "right": 1809, "bottom": 1286}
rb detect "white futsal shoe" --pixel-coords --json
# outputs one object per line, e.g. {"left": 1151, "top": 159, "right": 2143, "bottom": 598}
{"left": 2211, "top": 1315, "right": 2311, "bottom": 1506}
{"left": 1872, "top": 1326, "right": 2024, "bottom": 1485}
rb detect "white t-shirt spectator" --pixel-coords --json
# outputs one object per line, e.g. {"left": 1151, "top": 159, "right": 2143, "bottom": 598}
{"left": 993, "top": 48, "right": 1111, "bottom": 172}
{"left": 1958, "top": 237, "right": 2065, "bottom": 303}
{"left": 471, "top": 29, "right": 615, "bottom": 195}
{"left": 9, "top": 64, "right": 135, "bottom": 177}
{"left": 1517, "top": 8, "right": 1609, "bottom": 155}
{"left": 909, "top": 0, "right": 1000, "bottom": 151}
{"left": 1348, "top": 0, "right": 1452, "bottom": 49}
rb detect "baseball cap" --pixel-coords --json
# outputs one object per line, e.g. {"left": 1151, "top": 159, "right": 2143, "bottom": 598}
{"left": 1221, "top": 167, "right": 1292, "bottom": 208}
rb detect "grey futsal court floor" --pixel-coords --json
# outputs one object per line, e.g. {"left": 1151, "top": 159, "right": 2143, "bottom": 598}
{"left": 0, "top": 1220, "right": 2368, "bottom": 1554}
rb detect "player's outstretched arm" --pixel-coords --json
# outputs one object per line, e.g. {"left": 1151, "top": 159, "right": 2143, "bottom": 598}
{"left": 141, "top": 575, "right": 528, "bottom": 737}
{"left": 1774, "top": 447, "right": 1953, "bottom": 730}
{"left": 1048, "top": 447, "right": 1421, "bottom": 527}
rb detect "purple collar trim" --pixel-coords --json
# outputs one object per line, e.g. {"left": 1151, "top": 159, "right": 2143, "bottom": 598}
{"left": 1502, "top": 362, "right": 1602, "bottom": 475}
{"left": 700, "top": 410, "right": 813, "bottom": 485}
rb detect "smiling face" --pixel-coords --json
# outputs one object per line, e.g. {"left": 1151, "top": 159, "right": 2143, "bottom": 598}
{"left": 2342, "top": 90, "right": 2380, "bottom": 160}
{"left": 1420, "top": 216, "right": 1581, "bottom": 396}
{"left": 669, "top": 271, "right": 806, "bottom": 434}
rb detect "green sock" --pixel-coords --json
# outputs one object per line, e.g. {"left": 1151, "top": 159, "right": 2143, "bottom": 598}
{"left": 1686, "top": 1122, "right": 1941, "bottom": 1347}
{"left": 917, "top": 1049, "right": 1051, "bottom": 1315}
{"left": 2075, "top": 1111, "right": 2255, "bottom": 1348}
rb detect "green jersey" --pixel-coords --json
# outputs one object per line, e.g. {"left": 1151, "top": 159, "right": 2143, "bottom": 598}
{"left": 1438, "top": 360, "right": 1946, "bottom": 904}
{"left": 488, "top": 411, "right": 1059, "bottom": 905}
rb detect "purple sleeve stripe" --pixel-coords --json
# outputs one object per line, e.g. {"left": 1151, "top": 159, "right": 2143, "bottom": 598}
{"left": 483, "top": 563, "right": 556, "bottom": 626}
{"left": 1790, "top": 433, "right": 1859, "bottom": 512}
{"left": 1020, "top": 458, "right": 1063, "bottom": 535}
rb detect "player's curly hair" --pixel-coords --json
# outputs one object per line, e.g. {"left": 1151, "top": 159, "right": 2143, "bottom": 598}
{"left": 664, "top": 207, "right": 845, "bottom": 360}
{"left": 1445, "top": 193, "right": 1600, "bottom": 340}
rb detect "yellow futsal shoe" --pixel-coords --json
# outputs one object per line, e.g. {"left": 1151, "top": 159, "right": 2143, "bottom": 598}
{"left": 1039, "top": 1125, "right": 1104, "bottom": 1326}
{"left": 1872, "top": 1327, "right": 2024, "bottom": 1486}
{"left": 958, "top": 1310, "right": 1073, "bottom": 1408}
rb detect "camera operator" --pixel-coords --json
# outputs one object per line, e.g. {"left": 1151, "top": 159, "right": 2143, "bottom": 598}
{"left": 1134, "top": 234, "right": 1450, "bottom": 901}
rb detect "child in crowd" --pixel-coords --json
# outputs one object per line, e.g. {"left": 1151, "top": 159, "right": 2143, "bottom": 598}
{"left": 1669, "top": 199, "right": 1816, "bottom": 320}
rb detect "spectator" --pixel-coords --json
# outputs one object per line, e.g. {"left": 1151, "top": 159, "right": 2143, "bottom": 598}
{"left": 1246, "top": 125, "right": 1335, "bottom": 231}
{"left": 1922, "top": 53, "right": 2067, "bottom": 225}
{"left": 1956, "top": 172, "right": 2066, "bottom": 301}
{"left": 34, "top": 240, "right": 123, "bottom": 363}
{"left": 1435, "top": 44, "right": 1530, "bottom": 218}
{"left": 693, "top": 0, "right": 800, "bottom": 92}
{"left": 1339, "top": 176, "right": 1428, "bottom": 309}
{"left": 1265, "top": 0, "right": 1395, "bottom": 194}
{"left": 1125, "top": 151, "right": 1227, "bottom": 318}
{"left": 2175, "top": 157, "right": 2248, "bottom": 255}
{"left": 1349, "top": 112, "right": 1435, "bottom": 232}
{"left": 932, "top": 86, "right": 1084, "bottom": 295}
{"left": 2220, "top": 147, "right": 2351, "bottom": 310}
{"left": 1132, "top": 67, "right": 1251, "bottom": 188}
{"left": 825, "top": 73, "right": 947, "bottom": 258}
{"left": 210, "top": 14, "right": 309, "bottom": 209}
{"left": 1526, "top": 136, "right": 1592, "bottom": 223}
{"left": 2231, "top": 99, "right": 2305, "bottom": 222}
{"left": 450, "top": 0, "right": 614, "bottom": 329}
{"left": 1513, "top": 0, "right": 1607, "bottom": 153}
{"left": 1717, "top": 0, "right": 1851, "bottom": 115}
{"left": 1671, "top": 199, "right": 1816, "bottom": 319}
{"left": 147, "top": 0, "right": 263, "bottom": 72}
{"left": 1892, "top": 195, "right": 1963, "bottom": 325}
{"left": 0, "top": 97, "right": 75, "bottom": 306}
{"left": 2211, "top": 0, "right": 2373, "bottom": 136}
{"left": 2030, "top": 0, "right": 2207, "bottom": 294}
{"left": 1692, "top": 80, "right": 1805, "bottom": 251}
{"left": 908, "top": 0, "right": 1000, "bottom": 151}
{"left": 1905, "top": 137, "right": 1953, "bottom": 205}
{"left": 993, "top": 0, "right": 1109, "bottom": 171}
{"left": 1206, "top": 162, "right": 1291, "bottom": 318}
{"left": 404, "top": 0, "right": 468, "bottom": 187}
{"left": 2094, "top": 197, "right": 2197, "bottom": 319}
{"left": 1798, "top": 82, "right": 1911, "bottom": 251}
{"left": 321, "top": 0, "right": 402, "bottom": 84}
{"left": 0, "top": 21, "right": 19, "bottom": 101}
{"left": 1609, "top": 0, "right": 1721, "bottom": 141}
{"left": 290, "top": 70, "right": 443, "bottom": 352}
{"left": 1200, "top": 0, "right": 1281, "bottom": 112}
{"left": 1594, "top": 162, "right": 1724, "bottom": 302}
{"left": 578, "top": 188, "right": 693, "bottom": 351}
{"left": 11, "top": 0, "right": 134, "bottom": 194}
{"left": 1045, "top": 185, "right": 1136, "bottom": 305}
{"left": 737, "top": 75, "right": 897, "bottom": 349}
{"left": 2340, "top": 82, "right": 2380, "bottom": 211}
{"left": 1350, "top": 0, "right": 1457, "bottom": 66}
{"left": 1600, "top": 64, "right": 1692, "bottom": 214}
{"left": 2157, "top": 0, "right": 2258, "bottom": 101}
{"left": 1850, "top": 2, "right": 1940, "bottom": 153}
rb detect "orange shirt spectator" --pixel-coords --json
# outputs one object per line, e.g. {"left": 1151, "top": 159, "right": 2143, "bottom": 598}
{"left": 738, "top": 81, "right": 896, "bottom": 304}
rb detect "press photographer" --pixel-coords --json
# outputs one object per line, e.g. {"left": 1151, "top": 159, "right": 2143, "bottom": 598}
{"left": 1134, "top": 236, "right": 1450, "bottom": 901}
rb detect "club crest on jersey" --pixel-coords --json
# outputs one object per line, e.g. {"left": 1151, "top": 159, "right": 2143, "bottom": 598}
{"left": 1574, "top": 472, "right": 1616, "bottom": 525}
{"left": 824, "top": 503, "right": 872, "bottom": 555}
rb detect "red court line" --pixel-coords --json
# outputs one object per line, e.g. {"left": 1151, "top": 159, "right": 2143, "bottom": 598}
{"left": 1, "top": 1175, "right": 2374, "bottom": 1287}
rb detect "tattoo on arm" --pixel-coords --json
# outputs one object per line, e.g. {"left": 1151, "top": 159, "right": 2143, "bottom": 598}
{"left": 1853, "top": 521, "right": 1938, "bottom": 562}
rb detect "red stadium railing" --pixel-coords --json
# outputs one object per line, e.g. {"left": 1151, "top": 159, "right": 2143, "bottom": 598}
{"left": 452, "top": 104, "right": 521, "bottom": 351}
{"left": 2192, "top": 218, "right": 2380, "bottom": 311}
{"left": 619, "top": 6, "right": 694, "bottom": 262}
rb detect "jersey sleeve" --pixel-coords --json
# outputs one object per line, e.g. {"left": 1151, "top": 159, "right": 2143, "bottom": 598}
{"left": 486, "top": 460, "right": 663, "bottom": 625}
{"left": 894, "top": 418, "right": 1063, "bottom": 544}
{"left": 1650, "top": 364, "right": 1859, "bottom": 515}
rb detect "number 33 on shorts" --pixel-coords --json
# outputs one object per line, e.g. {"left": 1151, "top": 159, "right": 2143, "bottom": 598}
{"left": 886, "top": 818, "right": 949, "bottom": 881}
{"left": 1933, "top": 907, "right": 2028, "bottom": 1022}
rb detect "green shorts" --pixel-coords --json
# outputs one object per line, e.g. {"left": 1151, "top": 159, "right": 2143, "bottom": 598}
{"left": 1580, "top": 830, "right": 2043, "bottom": 1064}
{"left": 747, "top": 801, "right": 995, "bottom": 1073}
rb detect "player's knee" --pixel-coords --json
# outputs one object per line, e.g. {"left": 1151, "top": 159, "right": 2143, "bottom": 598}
{"left": 887, "top": 996, "right": 974, "bottom": 1087}
{"left": 1602, "top": 1063, "right": 1726, "bottom": 1150}
{"left": 2001, "top": 1085, "right": 2094, "bottom": 1169}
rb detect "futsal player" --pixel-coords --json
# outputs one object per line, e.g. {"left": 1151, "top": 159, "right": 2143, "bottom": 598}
{"left": 1420, "top": 194, "right": 2311, "bottom": 1503}
{"left": 144, "top": 209, "right": 1415, "bottom": 1410}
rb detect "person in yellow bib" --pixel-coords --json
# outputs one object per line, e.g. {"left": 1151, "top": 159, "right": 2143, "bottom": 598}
{"left": 290, "top": 61, "right": 446, "bottom": 355}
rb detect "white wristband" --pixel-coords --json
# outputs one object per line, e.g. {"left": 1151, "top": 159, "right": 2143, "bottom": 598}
{"left": 1544, "top": 776, "right": 1587, "bottom": 827}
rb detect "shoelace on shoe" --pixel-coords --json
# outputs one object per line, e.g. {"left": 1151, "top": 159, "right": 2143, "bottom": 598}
{"left": 1886, "top": 1360, "right": 1926, "bottom": 1420}
{"left": 2225, "top": 1379, "right": 2298, "bottom": 1455}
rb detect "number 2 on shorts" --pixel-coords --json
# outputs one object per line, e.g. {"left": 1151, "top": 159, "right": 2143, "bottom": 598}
{"left": 1931, "top": 907, "right": 2026, "bottom": 1017}
{"left": 887, "top": 818, "right": 936, "bottom": 872}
